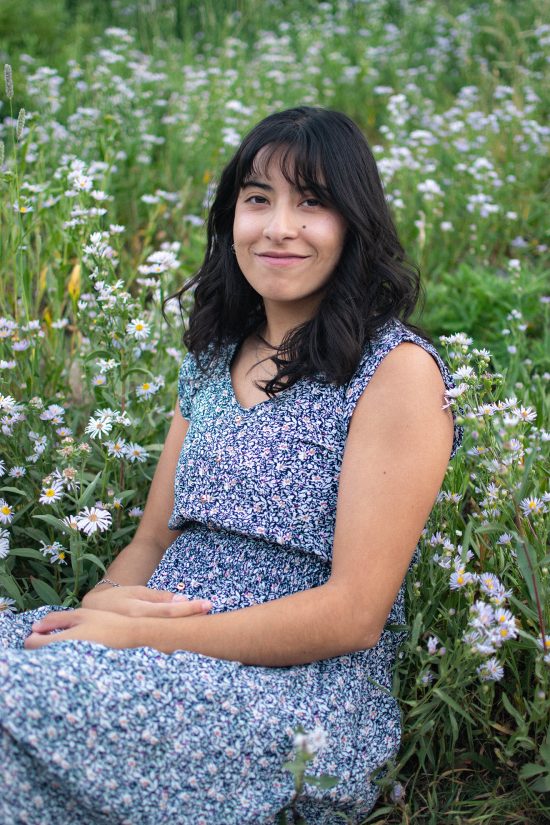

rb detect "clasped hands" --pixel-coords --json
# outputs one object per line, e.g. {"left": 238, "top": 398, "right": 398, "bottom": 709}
{"left": 23, "top": 586, "right": 213, "bottom": 651}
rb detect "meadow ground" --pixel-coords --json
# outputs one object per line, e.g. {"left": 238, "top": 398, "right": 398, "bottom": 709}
{"left": 0, "top": 1, "right": 548, "bottom": 822}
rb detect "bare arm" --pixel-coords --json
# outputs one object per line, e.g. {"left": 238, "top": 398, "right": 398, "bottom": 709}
{"left": 82, "top": 400, "right": 189, "bottom": 600}
{"left": 131, "top": 343, "right": 455, "bottom": 664}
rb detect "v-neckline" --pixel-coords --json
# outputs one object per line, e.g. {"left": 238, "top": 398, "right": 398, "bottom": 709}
{"left": 227, "top": 340, "right": 292, "bottom": 413}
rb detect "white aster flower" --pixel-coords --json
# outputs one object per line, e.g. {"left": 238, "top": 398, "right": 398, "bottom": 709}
{"left": 0, "top": 528, "right": 10, "bottom": 559}
{"left": 476, "top": 657, "right": 504, "bottom": 681}
{"left": 124, "top": 442, "right": 149, "bottom": 463}
{"left": 39, "top": 481, "right": 64, "bottom": 505}
{"left": 85, "top": 415, "right": 113, "bottom": 440}
{"left": 520, "top": 497, "right": 545, "bottom": 517}
{"left": 0, "top": 596, "right": 17, "bottom": 616}
{"left": 126, "top": 318, "right": 150, "bottom": 340}
{"left": 75, "top": 505, "right": 112, "bottom": 536}
{"left": 512, "top": 406, "right": 537, "bottom": 422}
{"left": 0, "top": 498, "right": 14, "bottom": 524}
{"left": 442, "top": 383, "right": 468, "bottom": 409}
{"left": 135, "top": 381, "right": 159, "bottom": 399}
{"left": 105, "top": 438, "right": 127, "bottom": 457}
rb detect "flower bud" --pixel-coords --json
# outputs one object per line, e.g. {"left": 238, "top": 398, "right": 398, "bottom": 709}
{"left": 4, "top": 64, "right": 13, "bottom": 99}
{"left": 16, "top": 108, "right": 25, "bottom": 141}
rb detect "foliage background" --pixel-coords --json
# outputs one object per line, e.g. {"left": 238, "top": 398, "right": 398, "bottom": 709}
{"left": 0, "top": 1, "right": 548, "bottom": 822}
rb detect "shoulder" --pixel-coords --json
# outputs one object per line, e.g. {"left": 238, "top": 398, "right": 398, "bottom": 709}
{"left": 344, "top": 318, "right": 459, "bottom": 459}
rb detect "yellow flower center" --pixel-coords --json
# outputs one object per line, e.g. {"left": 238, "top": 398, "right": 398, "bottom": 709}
{"left": 1, "top": 505, "right": 11, "bottom": 515}
{"left": 45, "top": 489, "right": 56, "bottom": 498}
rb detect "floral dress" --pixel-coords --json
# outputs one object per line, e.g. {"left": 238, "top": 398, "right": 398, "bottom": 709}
{"left": 0, "top": 318, "right": 461, "bottom": 825}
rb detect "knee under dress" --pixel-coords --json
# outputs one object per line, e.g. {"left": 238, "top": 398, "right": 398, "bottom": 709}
{"left": 0, "top": 318, "right": 461, "bottom": 825}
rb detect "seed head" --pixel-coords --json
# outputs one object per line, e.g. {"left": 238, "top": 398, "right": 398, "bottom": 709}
{"left": 4, "top": 64, "right": 13, "bottom": 99}
{"left": 16, "top": 108, "right": 25, "bottom": 141}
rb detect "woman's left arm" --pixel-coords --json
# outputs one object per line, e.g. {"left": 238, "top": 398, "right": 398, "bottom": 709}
{"left": 26, "top": 343, "right": 454, "bottom": 665}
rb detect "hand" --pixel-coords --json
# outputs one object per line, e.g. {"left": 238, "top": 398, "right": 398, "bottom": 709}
{"left": 24, "top": 608, "right": 139, "bottom": 650}
{"left": 81, "top": 585, "right": 212, "bottom": 619}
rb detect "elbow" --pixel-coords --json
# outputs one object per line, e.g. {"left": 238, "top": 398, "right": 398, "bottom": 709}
{"left": 324, "top": 583, "right": 382, "bottom": 652}
{"left": 352, "top": 624, "right": 382, "bottom": 652}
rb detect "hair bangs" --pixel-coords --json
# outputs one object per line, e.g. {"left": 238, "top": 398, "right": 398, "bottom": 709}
{"left": 236, "top": 135, "right": 332, "bottom": 204}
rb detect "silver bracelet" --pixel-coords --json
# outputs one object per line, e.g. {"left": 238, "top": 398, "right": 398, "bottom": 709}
{"left": 95, "top": 577, "right": 122, "bottom": 589}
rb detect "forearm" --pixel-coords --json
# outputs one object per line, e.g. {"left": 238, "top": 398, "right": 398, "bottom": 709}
{"left": 135, "top": 582, "right": 377, "bottom": 666}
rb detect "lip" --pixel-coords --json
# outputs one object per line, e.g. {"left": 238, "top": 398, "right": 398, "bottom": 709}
{"left": 255, "top": 251, "right": 310, "bottom": 266}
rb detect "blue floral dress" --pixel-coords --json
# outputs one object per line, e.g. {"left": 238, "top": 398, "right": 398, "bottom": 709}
{"left": 0, "top": 318, "right": 461, "bottom": 825}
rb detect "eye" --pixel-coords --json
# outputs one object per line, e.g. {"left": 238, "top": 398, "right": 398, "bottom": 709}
{"left": 301, "top": 197, "right": 323, "bottom": 208}
{"left": 244, "top": 194, "right": 269, "bottom": 205}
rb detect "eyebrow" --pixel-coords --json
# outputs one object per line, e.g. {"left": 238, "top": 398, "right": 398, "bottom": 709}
{"left": 241, "top": 179, "right": 316, "bottom": 194}
{"left": 241, "top": 180, "right": 273, "bottom": 191}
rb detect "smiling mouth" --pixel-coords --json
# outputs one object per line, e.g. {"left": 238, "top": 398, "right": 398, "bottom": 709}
{"left": 256, "top": 252, "right": 309, "bottom": 263}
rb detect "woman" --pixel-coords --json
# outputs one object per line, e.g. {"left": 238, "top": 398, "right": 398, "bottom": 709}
{"left": 0, "top": 107, "right": 461, "bottom": 824}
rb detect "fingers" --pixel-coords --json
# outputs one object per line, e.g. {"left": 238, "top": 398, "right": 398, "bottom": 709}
{"left": 30, "top": 609, "right": 82, "bottom": 635}
{"left": 135, "top": 587, "right": 180, "bottom": 603}
{"left": 24, "top": 631, "right": 67, "bottom": 649}
{"left": 140, "top": 598, "right": 213, "bottom": 618}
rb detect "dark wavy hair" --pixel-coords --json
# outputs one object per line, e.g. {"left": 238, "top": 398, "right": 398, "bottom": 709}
{"left": 165, "top": 105, "right": 426, "bottom": 394}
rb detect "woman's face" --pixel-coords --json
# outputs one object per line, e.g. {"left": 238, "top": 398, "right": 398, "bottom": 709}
{"left": 232, "top": 149, "right": 347, "bottom": 319}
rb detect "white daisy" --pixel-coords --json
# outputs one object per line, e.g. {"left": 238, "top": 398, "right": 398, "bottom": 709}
{"left": 75, "top": 506, "right": 112, "bottom": 536}
{"left": 0, "top": 596, "right": 16, "bottom": 616}
{"left": 105, "top": 438, "right": 127, "bottom": 457}
{"left": 124, "top": 443, "right": 149, "bottom": 463}
{"left": 126, "top": 318, "right": 150, "bottom": 340}
{"left": 85, "top": 415, "right": 113, "bottom": 439}
{"left": 0, "top": 498, "right": 14, "bottom": 524}
{"left": 0, "top": 528, "right": 10, "bottom": 559}
{"left": 39, "top": 481, "right": 64, "bottom": 505}
{"left": 135, "top": 381, "right": 159, "bottom": 399}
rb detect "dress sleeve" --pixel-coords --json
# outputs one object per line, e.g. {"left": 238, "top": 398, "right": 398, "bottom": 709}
{"left": 177, "top": 352, "right": 196, "bottom": 421}
{"left": 342, "top": 321, "right": 463, "bottom": 460}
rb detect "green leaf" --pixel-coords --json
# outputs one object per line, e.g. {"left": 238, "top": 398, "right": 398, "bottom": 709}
{"left": 17, "top": 526, "right": 50, "bottom": 545}
{"left": 433, "top": 687, "right": 475, "bottom": 724}
{"left": 80, "top": 553, "right": 107, "bottom": 571}
{"left": 30, "top": 577, "right": 62, "bottom": 606}
{"left": 121, "top": 365, "right": 154, "bottom": 382}
{"left": 410, "top": 610, "right": 423, "bottom": 648}
{"left": 77, "top": 471, "right": 104, "bottom": 508}
{"left": 501, "top": 692, "right": 527, "bottom": 729}
{"left": 519, "top": 763, "right": 545, "bottom": 779}
{"left": 9, "top": 547, "right": 46, "bottom": 561}
{"left": 530, "top": 774, "right": 550, "bottom": 793}
{"left": 0, "top": 485, "right": 26, "bottom": 495}
{"left": 303, "top": 773, "right": 340, "bottom": 789}
{"left": 515, "top": 539, "right": 542, "bottom": 606}
{"left": 33, "top": 513, "right": 73, "bottom": 533}
{"left": 84, "top": 349, "right": 116, "bottom": 363}
{"left": 0, "top": 571, "right": 22, "bottom": 601}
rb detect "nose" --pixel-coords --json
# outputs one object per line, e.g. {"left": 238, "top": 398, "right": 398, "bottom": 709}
{"left": 262, "top": 203, "right": 299, "bottom": 243}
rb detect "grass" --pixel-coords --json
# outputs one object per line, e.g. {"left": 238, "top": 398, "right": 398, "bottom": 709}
{"left": 0, "top": 1, "right": 548, "bottom": 822}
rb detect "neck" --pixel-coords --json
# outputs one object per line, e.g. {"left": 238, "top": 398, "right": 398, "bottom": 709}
{"left": 260, "top": 296, "right": 322, "bottom": 349}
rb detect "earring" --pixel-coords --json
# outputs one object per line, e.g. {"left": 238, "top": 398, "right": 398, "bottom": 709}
{"left": 230, "top": 243, "right": 236, "bottom": 254}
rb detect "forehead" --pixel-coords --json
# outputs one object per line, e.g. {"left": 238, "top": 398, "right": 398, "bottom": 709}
{"left": 241, "top": 143, "right": 326, "bottom": 190}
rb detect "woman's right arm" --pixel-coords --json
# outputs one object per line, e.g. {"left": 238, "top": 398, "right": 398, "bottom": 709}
{"left": 79, "top": 401, "right": 210, "bottom": 618}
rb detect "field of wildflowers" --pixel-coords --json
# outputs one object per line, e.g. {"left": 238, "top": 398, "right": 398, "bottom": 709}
{"left": 0, "top": 1, "right": 548, "bottom": 822}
